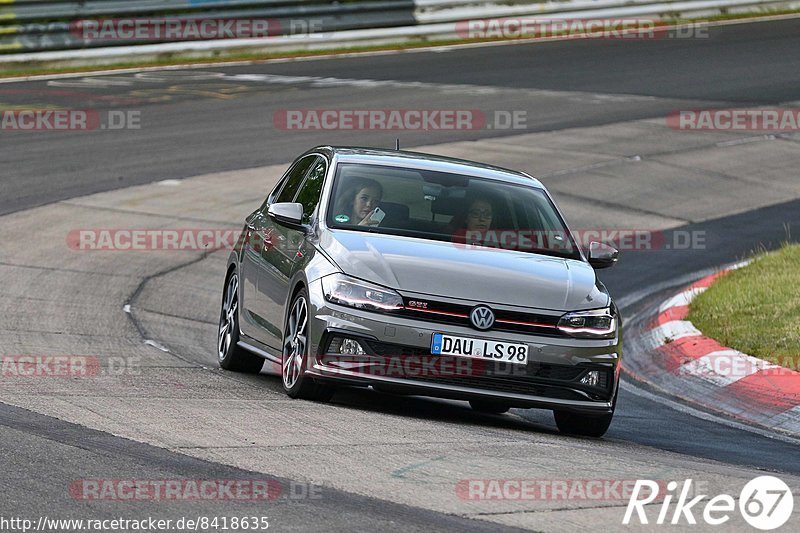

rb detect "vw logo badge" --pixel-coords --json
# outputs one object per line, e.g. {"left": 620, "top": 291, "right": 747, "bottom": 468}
{"left": 470, "top": 305, "right": 495, "bottom": 330}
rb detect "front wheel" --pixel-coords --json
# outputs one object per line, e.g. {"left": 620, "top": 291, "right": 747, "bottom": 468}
{"left": 553, "top": 410, "right": 613, "bottom": 438}
{"left": 281, "top": 289, "right": 335, "bottom": 402}
{"left": 469, "top": 399, "right": 510, "bottom": 414}
{"left": 554, "top": 384, "right": 617, "bottom": 437}
{"left": 218, "top": 272, "right": 264, "bottom": 373}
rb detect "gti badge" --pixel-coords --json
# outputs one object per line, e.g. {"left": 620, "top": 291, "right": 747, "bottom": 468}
{"left": 470, "top": 305, "right": 495, "bottom": 330}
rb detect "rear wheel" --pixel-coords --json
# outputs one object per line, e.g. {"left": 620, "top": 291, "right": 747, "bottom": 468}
{"left": 218, "top": 272, "right": 264, "bottom": 373}
{"left": 469, "top": 399, "right": 510, "bottom": 414}
{"left": 282, "top": 289, "right": 335, "bottom": 402}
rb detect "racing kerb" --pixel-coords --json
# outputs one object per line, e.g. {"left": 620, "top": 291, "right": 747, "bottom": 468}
{"left": 624, "top": 265, "right": 800, "bottom": 438}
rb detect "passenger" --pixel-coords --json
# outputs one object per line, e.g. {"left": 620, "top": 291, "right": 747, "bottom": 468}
{"left": 334, "top": 178, "right": 383, "bottom": 226}
{"left": 450, "top": 197, "right": 495, "bottom": 243}
{"left": 464, "top": 198, "right": 494, "bottom": 232}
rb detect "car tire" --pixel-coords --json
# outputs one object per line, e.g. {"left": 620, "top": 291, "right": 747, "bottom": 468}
{"left": 553, "top": 410, "right": 613, "bottom": 437}
{"left": 554, "top": 385, "right": 617, "bottom": 437}
{"left": 469, "top": 399, "right": 510, "bottom": 414}
{"left": 282, "top": 288, "right": 335, "bottom": 402}
{"left": 218, "top": 271, "right": 264, "bottom": 373}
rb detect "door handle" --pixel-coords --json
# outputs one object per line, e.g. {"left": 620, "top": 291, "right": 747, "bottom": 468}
{"left": 251, "top": 228, "right": 274, "bottom": 252}
{"left": 244, "top": 222, "right": 273, "bottom": 251}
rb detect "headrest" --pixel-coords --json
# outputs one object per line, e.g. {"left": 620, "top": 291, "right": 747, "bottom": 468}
{"left": 431, "top": 196, "right": 462, "bottom": 216}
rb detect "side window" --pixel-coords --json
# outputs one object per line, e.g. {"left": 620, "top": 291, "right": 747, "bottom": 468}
{"left": 294, "top": 158, "right": 327, "bottom": 223}
{"left": 274, "top": 156, "right": 317, "bottom": 204}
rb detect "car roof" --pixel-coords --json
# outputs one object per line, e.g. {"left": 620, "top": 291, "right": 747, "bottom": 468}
{"left": 309, "top": 146, "right": 543, "bottom": 188}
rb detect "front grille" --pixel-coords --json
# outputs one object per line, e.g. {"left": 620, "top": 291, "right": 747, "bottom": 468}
{"left": 411, "top": 375, "right": 590, "bottom": 401}
{"left": 394, "top": 297, "right": 564, "bottom": 337}
{"left": 365, "top": 341, "right": 430, "bottom": 358}
{"left": 366, "top": 340, "right": 584, "bottom": 380}
{"left": 359, "top": 340, "right": 612, "bottom": 400}
{"left": 321, "top": 333, "right": 613, "bottom": 401}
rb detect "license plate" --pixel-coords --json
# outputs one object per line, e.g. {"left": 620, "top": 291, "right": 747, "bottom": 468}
{"left": 431, "top": 333, "right": 528, "bottom": 365}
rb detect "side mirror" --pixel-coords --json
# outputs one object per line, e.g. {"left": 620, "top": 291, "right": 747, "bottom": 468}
{"left": 267, "top": 202, "right": 305, "bottom": 230}
{"left": 588, "top": 241, "right": 619, "bottom": 269}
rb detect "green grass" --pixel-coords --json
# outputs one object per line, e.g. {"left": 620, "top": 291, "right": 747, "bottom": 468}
{"left": 1, "top": 9, "right": 800, "bottom": 79}
{"left": 688, "top": 244, "right": 800, "bottom": 368}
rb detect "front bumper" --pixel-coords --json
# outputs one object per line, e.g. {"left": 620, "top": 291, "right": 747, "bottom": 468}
{"left": 306, "top": 280, "right": 621, "bottom": 414}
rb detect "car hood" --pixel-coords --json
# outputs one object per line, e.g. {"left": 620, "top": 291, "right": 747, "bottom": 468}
{"left": 319, "top": 231, "right": 609, "bottom": 311}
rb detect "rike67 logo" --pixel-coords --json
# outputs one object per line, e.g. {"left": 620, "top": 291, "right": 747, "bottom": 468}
{"left": 623, "top": 476, "right": 794, "bottom": 530}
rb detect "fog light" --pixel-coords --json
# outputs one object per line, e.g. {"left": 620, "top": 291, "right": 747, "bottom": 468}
{"left": 580, "top": 370, "right": 600, "bottom": 387}
{"left": 336, "top": 337, "right": 366, "bottom": 355}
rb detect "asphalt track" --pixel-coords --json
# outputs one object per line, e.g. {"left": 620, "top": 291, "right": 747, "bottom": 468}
{"left": 2, "top": 17, "right": 800, "bottom": 531}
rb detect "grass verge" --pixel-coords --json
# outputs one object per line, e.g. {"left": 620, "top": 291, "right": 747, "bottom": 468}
{"left": 688, "top": 243, "right": 800, "bottom": 367}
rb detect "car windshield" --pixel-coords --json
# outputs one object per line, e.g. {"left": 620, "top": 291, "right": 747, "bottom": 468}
{"left": 326, "top": 163, "right": 582, "bottom": 260}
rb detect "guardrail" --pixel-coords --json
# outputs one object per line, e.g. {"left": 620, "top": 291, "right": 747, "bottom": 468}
{"left": 0, "top": 0, "right": 796, "bottom": 58}
{"left": 0, "top": 1, "right": 419, "bottom": 53}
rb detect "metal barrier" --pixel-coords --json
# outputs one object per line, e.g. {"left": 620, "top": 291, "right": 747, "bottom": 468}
{"left": 0, "top": 0, "right": 794, "bottom": 55}
{"left": 0, "top": 1, "right": 418, "bottom": 53}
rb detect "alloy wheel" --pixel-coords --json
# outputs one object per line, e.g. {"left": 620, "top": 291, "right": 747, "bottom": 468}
{"left": 283, "top": 295, "right": 308, "bottom": 389}
{"left": 218, "top": 273, "right": 238, "bottom": 361}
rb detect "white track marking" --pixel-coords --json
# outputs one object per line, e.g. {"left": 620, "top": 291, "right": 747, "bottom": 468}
{"left": 620, "top": 379, "right": 800, "bottom": 445}
{"left": 144, "top": 339, "right": 170, "bottom": 352}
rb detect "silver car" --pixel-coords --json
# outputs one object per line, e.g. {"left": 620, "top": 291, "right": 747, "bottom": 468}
{"left": 218, "top": 146, "right": 621, "bottom": 437}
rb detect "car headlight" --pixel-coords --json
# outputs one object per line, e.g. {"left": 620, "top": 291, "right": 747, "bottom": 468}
{"left": 321, "top": 273, "right": 404, "bottom": 312}
{"left": 557, "top": 308, "right": 617, "bottom": 338}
